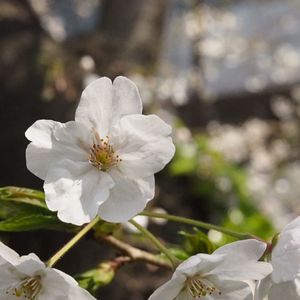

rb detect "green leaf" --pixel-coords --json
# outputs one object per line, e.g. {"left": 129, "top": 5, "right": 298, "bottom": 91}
{"left": 0, "top": 186, "right": 74, "bottom": 232}
{"left": 76, "top": 262, "right": 115, "bottom": 295}
{"left": 0, "top": 186, "right": 45, "bottom": 205}
{"left": 180, "top": 227, "right": 215, "bottom": 255}
{"left": 168, "top": 247, "right": 189, "bottom": 261}
{"left": 0, "top": 186, "right": 49, "bottom": 218}
{"left": 0, "top": 214, "right": 74, "bottom": 232}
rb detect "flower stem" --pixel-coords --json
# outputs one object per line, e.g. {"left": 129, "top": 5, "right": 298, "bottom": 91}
{"left": 140, "top": 211, "right": 258, "bottom": 240}
{"left": 129, "top": 219, "right": 179, "bottom": 268}
{"left": 46, "top": 216, "right": 100, "bottom": 268}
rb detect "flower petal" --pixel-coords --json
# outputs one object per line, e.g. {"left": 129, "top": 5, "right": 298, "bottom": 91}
{"left": 176, "top": 253, "right": 224, "bottom": 277}
{"left": 272, "top": 216, "right": 300, "bottom": 283}
{"left": 26, "top": 120, "right": 91, "bottom": 179}
{"left": 204, "top": 278, "right": 253, "bottom": 300}
{"left": 176, "top": 289, "right": 195, "bottom": 300}
{"left": 267, "top": 278, "right": 300, "bottom": 300}
{"left": 255, "top": 276, "right": 273, "bottom": 300}
{"left": 0, "top": 263, "right": 21, "bottom": 290}
{"left": 112, "top": 114, "right": 175, "bottom": 179}
{"left": 98, "top": 170, "right": 154, "bottom": 222}
{"left": 25, "top": 120, "right": 62, "bottom": 179}
{"left": 282, "top": 216, "right": 300, "bottom": 232}
{"left": 44, "top": 160, "right": 114, "bottom": 225}
{"left": 208, "top": 240, "right": 272, "bottom": 280}
{"left": 16, "top": 254, "right": 45, "bottom": 276}
{"left": 0, "top": 241, "right": 20, "bottom": 265}
{"left": 75, "top": 77, "right": 113, "bottom": 136}
{"left": 148, "top": 273, "right": 186, "bottom": 300}
{"left": 213, "top": 239, "right": 267, "bottom": 262}
{"left": 75, "top": 76, "right": 143, "bottom": 137}
{"left": 40, "top": 268, "right": 96, "bottom": 300}
{"left": 112, "top": 76, "right": 142, "bottom": 121}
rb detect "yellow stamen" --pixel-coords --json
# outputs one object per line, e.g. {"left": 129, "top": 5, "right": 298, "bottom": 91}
{"left": 5, "top": 276, "right": 42, "bottom": 299}
{"left": 186, "top": 275, "right": 221, "bottom": 298}
{"left": 88, "top": 131, "right": 121, "bottom": 171}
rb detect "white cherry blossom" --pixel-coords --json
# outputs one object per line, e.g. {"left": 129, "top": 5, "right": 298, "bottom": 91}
{"left": 255, "top": 216, "right": 300, "bottom": 300}
{"left": 25, "top": 76, "right": 175, "bottom": 225}
{"left": 148, "top": 239, "right": 272, "bottom": 300}
{"left": 0, "top": 241, "right": 95, "bottom": 300}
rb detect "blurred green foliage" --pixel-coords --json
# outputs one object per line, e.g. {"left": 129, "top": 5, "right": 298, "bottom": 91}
{"left": 0, "top": 186, "right": 74, "bottom": 231}
{"left": 179, "top": 227, "right": 215, "bottom": 255}
{"left": 170, "top": 132, "right": 275, "bottom": 245}
{"left": 76, "top": 262, "right": 115, "bottom": 295}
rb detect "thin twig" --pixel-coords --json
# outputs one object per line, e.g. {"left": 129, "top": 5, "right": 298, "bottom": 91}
{"left": 129, "top": 219, "right": 179, "bottom": 268}
{"left": 100, "top": 235, "right": 173, "bottom": 269}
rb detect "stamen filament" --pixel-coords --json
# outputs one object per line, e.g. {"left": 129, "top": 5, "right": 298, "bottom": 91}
{"left": 6, "top": 276, "right": 42, "bottom": 299}
{"left": 187, "top": 275, "right": 221, "bottom": 298}
{"left": 88, "top": 131, "right": 121, "bottom": 171}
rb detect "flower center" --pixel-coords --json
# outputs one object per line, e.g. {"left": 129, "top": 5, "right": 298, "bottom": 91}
{"left": 88, "top": 131, "right": 121, "bottom": 171}
{"left": 5, "top": 276, "right": 42, "bottom": 299}
{"left": 186, "top": 275, "right": 221, "bottom": 298}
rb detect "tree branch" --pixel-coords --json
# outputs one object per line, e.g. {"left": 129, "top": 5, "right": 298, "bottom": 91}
{"left": 100, "top": 235, "right": 173, "bottom": 269}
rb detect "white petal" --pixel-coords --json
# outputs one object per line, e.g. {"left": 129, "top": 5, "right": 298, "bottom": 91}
{"left": 25, "top": 119, "right": 61, "bottom": 145}
{"left": 0, "top": 241, "right": 20, "bottom": 265}
{"left": 112, "top": 76, "right": 142, "bottom": 121}
{"left": 176, "top": 289, "right": 195, "bottom": 300}
{"left": 44, "top": 160, "right": 114, "bottom": 225}
{"left": 75, "top": 77, "right": 113, "bottom": 136}
{"left": 148, "top": 273, "right": 186, "bottom": 300}
{"left": 282, "top": 216, "right": 300, "bottom": 232}
{"left": 40, "top": 268, "right": 96, "bottom": 300}
{"left": 272, "top": 217, "right": 300, "bottom": 283}
{"left": 176, "top": 253, "right": 224, "bottom": 277}
{"left": 210, "top": 261, "right": 272, "bottom": 281}
{"left": 75, "top": 77, "right": 143, "bottom": 137}
{"left": 26, "top": 120, "right": 91, "bottom": 179}
{"left": 52, "top": 121, "right": 91, "bottom": 160}
{"left": 0, "top": 263, "right": 21, "bottom": 289}
{"left": 98, "top": 171, "right": 154, "bottom": 222}
{"left": 205, "top": 278, "right": 253, "bottom": 300}
{"left": 271, "top": 248, "right": 300, "bottom": 283}
{"left": 267, "top": 278, "right": 300, "bottom": 300}
{"left": 208, "top": 240, "right": 272, "bottom": 280}
{"left": 25, "top": 120, "right": 62, "bottom": 179}
{"left": 255, "top": 276, "right": 273, "bottom": 300}
{"left": 16, "top": 253, "right": 45, "bottom": 276}
{"left": 213, "top": 239, "right": 267, "bottom": 261}
{"left": 112, "top": 114, "right": 175, "bottom": 179}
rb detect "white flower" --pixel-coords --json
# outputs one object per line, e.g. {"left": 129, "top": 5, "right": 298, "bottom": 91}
{"left": 148, "top": 239, "right": 272, "bottom": 300}
{"left": 0, "top": 241, "right": 95, "bottom": 300}
{"left": 255, "top": 216, "right": 300, "bottom": 300}
{"left": 25, "top": 76, "right": 175, "bottom": 225}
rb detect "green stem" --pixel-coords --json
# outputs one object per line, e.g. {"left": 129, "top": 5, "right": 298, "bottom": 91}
{"left": 140, "top": 211, "right": 258, "bottom": 240}
{"left": 129, "top": 219, "right": 179, "bottom": 268}
{"left": 46, "top": 216, "right": 100, "bottom": 268}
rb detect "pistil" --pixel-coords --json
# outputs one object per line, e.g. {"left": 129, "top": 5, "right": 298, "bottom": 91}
{"left": 88, "top": 131, "right": 121, "bottom": 171}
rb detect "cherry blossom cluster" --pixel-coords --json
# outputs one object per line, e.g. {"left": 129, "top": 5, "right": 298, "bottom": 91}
{"left": 149, "top": 217, "right": 300, "bottom": 300}
{"left": 0, "top": 77, "right": 299, "bottom": 299}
